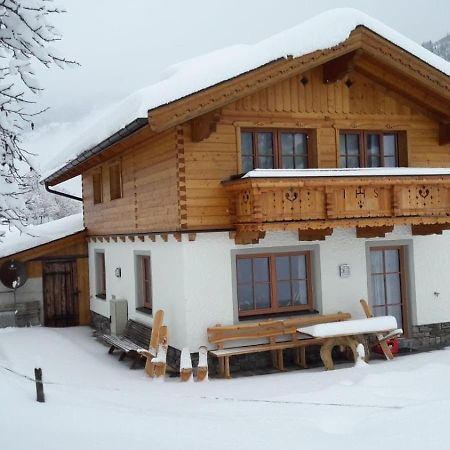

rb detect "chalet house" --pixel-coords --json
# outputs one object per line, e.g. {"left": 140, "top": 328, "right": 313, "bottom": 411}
{"left": 44, "top": 9, "right": 450, "bottom": 356}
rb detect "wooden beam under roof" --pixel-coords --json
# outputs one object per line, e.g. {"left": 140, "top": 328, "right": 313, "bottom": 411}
{"left": 298, "top": 228, "right": 333, "bottom": 241}
{"left": 439, "top": 124, "right": 450, "bottom": 146}
{"left": 411, "top": 224, "right": 450, "bottom": 236}
{"left": 323, "top": 50, "right": 363, "bottom": 84}
{"left": 233, "top": 231, "right": 266, "bottom": 245}
{"left": 190, "top": 110, "right": 221, "bottom": 142}
{"left": 356, "top": 225, "right": 394, "bottom": 239}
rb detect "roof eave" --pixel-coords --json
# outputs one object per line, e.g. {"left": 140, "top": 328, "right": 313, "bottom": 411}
{"left": 44, "top": 118, "right": 148, "bottom": 186}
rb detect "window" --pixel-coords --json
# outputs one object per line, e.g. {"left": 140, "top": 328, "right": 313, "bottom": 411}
{"left": 136, "top": 255, "right": 152, "bottom": 311}
{"left": 95, "top": 251, "right": 106, "bottom": 299}
{"left": 236, "top": 251, "right": 313, "bottom": 317}
{"left": 339, "top": 131, "right": 399, "bottom": 168}
{"left": 369, "top": 246, "right": 407, "bottom": 331}
{"left": 240, "top": 129, "right": 312, "bottom": 172}
{"left": 92, "top": 170, "right": 103, "bottom": 204}
{"left": 109, "top": 162, "right": 122, "bottom": 200}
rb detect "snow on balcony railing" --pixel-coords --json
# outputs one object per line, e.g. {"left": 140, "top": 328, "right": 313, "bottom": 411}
{"left": 242, "top": 168, "right": 450, "bottom": 179}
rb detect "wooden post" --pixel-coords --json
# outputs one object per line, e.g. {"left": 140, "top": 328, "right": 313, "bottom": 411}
{"left": 197, "top": 346, "right": 208, "bottom": 382}
{"left": 34, "top": 368, "right": 45, "bottom": 403}
{"left": 180, "top": 347, "right": 193, "bottom": 382}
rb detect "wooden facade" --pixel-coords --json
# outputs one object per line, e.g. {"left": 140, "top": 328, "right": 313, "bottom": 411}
{"left": 224, "top": 174, "right": 450, "bottom": 242}
{"left": 49, "top": 27, "right": 450, "bottom": 241}
{"left": 0, "top": 231, "right": 90, "bottom": 326}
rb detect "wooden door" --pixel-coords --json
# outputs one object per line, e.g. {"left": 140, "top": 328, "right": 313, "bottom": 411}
{"left": 43, "top": 260, "right": 79, "bottom": 327}
{"left": 369, "top": 247, "right": 408, "bottom": 330}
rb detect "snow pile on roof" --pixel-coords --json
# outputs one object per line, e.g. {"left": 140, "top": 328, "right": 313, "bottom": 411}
{"left": 243, "top": 167, "right": 450, "bottom": 178}
{"left": 0, "top": 213, "right": 84, "bottom": 258}
{"left": 44, "top": 8, "right": 450, "bottom": 180}
{"left": 298, "top": 316, "right": 399, "bottom": 338}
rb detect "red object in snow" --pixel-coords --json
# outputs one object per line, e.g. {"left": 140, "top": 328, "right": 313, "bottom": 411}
{"left": 373, "top": 338, "right": 399, "bottom": 355}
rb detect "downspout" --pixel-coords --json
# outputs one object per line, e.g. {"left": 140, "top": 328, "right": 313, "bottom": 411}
{"left": 44, "top": 181, "right": 83, "bottom": 202}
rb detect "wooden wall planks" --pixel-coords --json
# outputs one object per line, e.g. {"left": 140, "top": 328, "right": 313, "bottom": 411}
{"left": 182, "top": 66, "right": 448, "bottom": 230}
{"left": 83, "top": 128, "right": 179, "bottom": 235}
{"left": 82, "top": 65, "right": 449, "bottom": 234}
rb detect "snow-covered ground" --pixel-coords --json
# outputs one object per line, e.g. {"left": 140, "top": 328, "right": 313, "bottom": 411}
{"left": 1, "top": 327, "right": 449, "bottom": 450}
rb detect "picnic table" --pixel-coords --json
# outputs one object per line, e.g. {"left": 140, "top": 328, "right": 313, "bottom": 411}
{"left": 298, "top": 316, "right": 402, "bottom": 370}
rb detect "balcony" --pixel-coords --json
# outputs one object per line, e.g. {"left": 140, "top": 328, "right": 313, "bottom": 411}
{"left": 223, "top": 168, "right": 450, "bottom": 244}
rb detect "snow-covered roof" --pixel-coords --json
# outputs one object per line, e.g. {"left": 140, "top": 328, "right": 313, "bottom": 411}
{"left": 44, "top": 8, "right": 450, "bottom": 182}
{"left": 0, "top": 213, "right": 85, "bottom": 259}
{"left": 242, "top": 168, "right": 450, "bottom": 179}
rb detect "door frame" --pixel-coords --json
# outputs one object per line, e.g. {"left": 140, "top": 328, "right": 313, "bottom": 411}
{"left": 42, "top": 258, "right": 79, "bottom": 327}
{"left": 365, "top": 240, "right": 416, "bottom": 336}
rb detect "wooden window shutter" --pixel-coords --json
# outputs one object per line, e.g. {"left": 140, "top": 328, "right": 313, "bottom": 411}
{"left": 397, "top": 131, "right": 409, "bottom": 167}
{"left": 109, "top": 162, "right": 122, "bottom": 200}
{"left": 93, "top": 170, "right": 103, "bottom": 205}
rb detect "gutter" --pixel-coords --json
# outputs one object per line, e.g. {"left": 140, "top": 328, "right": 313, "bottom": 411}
{"left": 44, "top": 182, "right": 82, "bottom": 202}
{"left": 44, "top": 117, "right": 149, "bottom": 185}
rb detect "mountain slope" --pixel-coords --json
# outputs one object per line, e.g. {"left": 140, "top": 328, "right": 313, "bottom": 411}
{"left": 423, "top": 34, "right": 450, "bottom": 62}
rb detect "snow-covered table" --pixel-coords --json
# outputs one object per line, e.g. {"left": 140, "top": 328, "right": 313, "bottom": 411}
{"left": 297, "top": 316, "right": 401, "bottom": 370}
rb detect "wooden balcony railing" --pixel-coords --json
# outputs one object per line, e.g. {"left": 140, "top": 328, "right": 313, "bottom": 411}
{"left": 223, "top": 169, "right": 450, "bottom": 243}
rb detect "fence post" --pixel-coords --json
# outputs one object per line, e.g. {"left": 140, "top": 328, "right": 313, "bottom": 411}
{"left": 34, "top": 368, "right": 45, "bottom": 403}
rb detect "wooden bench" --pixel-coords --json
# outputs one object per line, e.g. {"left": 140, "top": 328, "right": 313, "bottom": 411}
{"left": 103, "top": 319, "right": 151, "bottom": 369}
{"left": 207, "top": 312, "right": 351, "bottom": 378}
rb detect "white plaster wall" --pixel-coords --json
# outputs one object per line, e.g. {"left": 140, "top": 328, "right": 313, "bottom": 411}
{"left": 410, "top": 230, "right": 450, "bottom": 325}
{"left": 182, "top": 229, "right": 370, "bottom": 349}
{"left": 88, "top": 226, "right": 450, "bottom": 351}
{"left": 88, "top": 237, "right": 187, "bottom": 349}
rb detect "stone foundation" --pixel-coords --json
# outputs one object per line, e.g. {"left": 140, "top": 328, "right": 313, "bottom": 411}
{"left": 406, "top": 322, "right": 450, "bottom": 350}
{"left": 90, "top": 310, "right": 110, "bottom": 336}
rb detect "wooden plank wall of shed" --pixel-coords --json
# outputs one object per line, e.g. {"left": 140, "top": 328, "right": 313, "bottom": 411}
{"left": 182, "top": 66, "right": 448, "bottom": 230}
{"left": 0, "top": 234, "right": 90, "bottom": 325}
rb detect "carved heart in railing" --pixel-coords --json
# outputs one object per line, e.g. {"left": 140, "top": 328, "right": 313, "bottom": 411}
{"left": 242, "top": 191, "right": 251, "bottom": 203}
{"left": 418, "top": 187, "right": 430, "bottom": 199}
{"left": 285, "top": 190, "right": 298, "bottom": 202}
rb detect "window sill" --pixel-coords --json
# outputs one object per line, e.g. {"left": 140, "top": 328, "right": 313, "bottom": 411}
{"left": 95, "top": 293, "right": 107, "bottom": 300}
{"left": 238, "top": 309, "right": 319, "bottom": 322}
{"left": 136, "top": 307, "right": 152, "bottom": 316}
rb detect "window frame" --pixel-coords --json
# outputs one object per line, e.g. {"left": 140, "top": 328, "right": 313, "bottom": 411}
{"left": 109, "top": 161, "right": 123, "bottom": 201}
{"left": 92, "top": 169, "right": 103, "bottom": 205}
{"left": 240, "top": 128, "right": 313, "bottom": 172}
{"left": 368, "top": 245, "right": 409, "bottom": 333}
{"left": 339, "top": 130, "right": 400, "bottom": 168}
{"left": 135, "top": 253, "right": 152, "bottom": 313}
{"left": 236, "top": 250, "right": 314, "bottom": 318}
{"left": 95, "top": 251, "right": 106, "bottom": 299}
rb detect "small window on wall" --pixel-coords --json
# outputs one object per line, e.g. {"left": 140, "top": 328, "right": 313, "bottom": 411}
{"left": 95, "top": 251, "right": 106, "bottom": 299}
{"left": 92, "top": 171, "right": 103, "bottom": 205}
{"left": 236, "top": 251, "right": 313, "bottom": 318}
{"left": 240, "top": 129, "right": 312, "bottom": 172}
{"left": 339, "top": 131, "right": 400, "bottom": 168}
{"left": 136, "top": 255, "right": 152, "bottom": 312}
{"left": 109, "top": 162, "right": 122, "bottom": 200}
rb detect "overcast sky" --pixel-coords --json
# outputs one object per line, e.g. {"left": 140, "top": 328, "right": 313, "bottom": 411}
{"left": 33, "top": 0, "right": 450, "bottom": 127}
